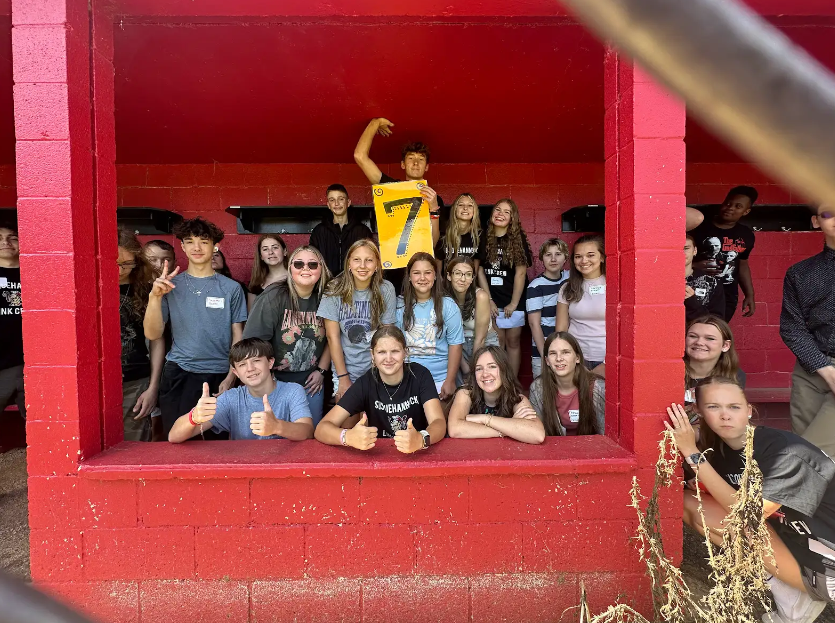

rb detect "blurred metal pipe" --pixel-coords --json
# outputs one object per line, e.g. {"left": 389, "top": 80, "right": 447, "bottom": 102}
{"left": 560, "top": 0, "right": 835, "bottom": 207}
{"left": 0, "top": 572, "right": 92, "bottom": 623}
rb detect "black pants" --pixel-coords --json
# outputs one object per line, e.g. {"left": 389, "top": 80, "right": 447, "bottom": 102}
{"left": 723, "top": 283, "right": 739, "bottom": 322}
{"left": 159, "top": 361, "right": 229, "bottom": 439}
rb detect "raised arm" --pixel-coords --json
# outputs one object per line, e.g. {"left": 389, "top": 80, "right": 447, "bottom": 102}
{"left": 144, "top": 260, "right": 179, "bottom": 340}
{"left": 354, "top": 118, "right": 393, "bottom": 184}
{"left": 686, "top": 207, "right": 705, "bottom": 231}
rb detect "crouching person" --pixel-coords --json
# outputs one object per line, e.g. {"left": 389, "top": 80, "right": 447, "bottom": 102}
{"left": 315, "top": 326, "right": 446, "bottom": 453}
{"left": 169, "top": 338, "right": 313, "bottom": 442}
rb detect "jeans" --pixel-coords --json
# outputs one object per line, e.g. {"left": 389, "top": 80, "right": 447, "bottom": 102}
{"left": 306, "top": 388, "right": 325, "bottom": 427}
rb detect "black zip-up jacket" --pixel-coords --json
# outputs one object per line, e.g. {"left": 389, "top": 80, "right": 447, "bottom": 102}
{"left": 309, "top": 215, "right": 374, "bottom": 278}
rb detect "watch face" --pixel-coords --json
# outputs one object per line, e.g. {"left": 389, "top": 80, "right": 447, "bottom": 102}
{"left": 421, "top": 431, "right": 430, "bottom": 448}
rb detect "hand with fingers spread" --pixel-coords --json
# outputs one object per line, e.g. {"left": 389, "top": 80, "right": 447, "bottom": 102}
{"left": 192, "top": 383, "right": 216, "bottom": 425}
{"left": 394, "top": 418, "right": 423, "bottom": 454}
{"left": 250, "top": 394, "right": 280, "bottom": 437}
{"left": 346, "top": 413, "right": 377, "bottom": 450}
{"left": 664, "top": 402, "right": 699, "bottom": 456}
{"left": 150, "top": 260, "right": 180, "bottom": 298}
{"left": 375, "top": 118, "right": 394, "bottom": 137}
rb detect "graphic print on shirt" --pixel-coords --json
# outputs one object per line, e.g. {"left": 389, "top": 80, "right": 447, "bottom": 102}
{"left": 339, "top": 300, "right": 373, "bottom": 345}
{"left": 402, "top": 308, "right": 438, "bottom": 357}
{"left": 688, "top": 273, "right": 720, "bottom": 305}
{"left": 701, "top": 236, "right": 748, "bottom": 285}
{"left": 375, "top": 396, "right": 420, "bottom": 436}
{"left": 119, "top": 291, "right": 137, "bottom": 367}
{"left": 1, "top": 287, "right": 21, "bottom": 311}
{"left": 277, "top": 309, "right": 324, "bottom": 371}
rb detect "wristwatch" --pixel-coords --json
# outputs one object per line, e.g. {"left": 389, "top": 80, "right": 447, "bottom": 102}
{"left": 316, "top": 367, "right": 327, "bottom": 376}
{"left": 686, "top": 452, "right": 707, "bottom": 468}
{"left": 420, "top": 430, "right": 430, "bottom": 450}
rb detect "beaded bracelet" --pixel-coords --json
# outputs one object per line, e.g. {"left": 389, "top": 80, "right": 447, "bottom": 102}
{"left": 340, "top": 429, "right": 348, "bottom": 446}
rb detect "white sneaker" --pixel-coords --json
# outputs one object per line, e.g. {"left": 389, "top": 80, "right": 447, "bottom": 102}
{"left": 763, "top": 576, "right": 827, "bottom": 623}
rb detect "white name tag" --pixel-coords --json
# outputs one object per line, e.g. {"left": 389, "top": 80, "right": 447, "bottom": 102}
{"left": 206, "top": 296, "right": 225, "bottom": 309}
{"left": 490, "top": 276, "right": 503, "bottom": 286}
{"left": 695, "top": 288, "right": 707, "bottom": 297}
{"left": 588, "top": 285, "right": 606, "bottom": 296}
{"left": 568, "top": 409, "right": 580, "bottom": 423}
{"left": 0, "top": 277, "right": 6, "bottom": 287}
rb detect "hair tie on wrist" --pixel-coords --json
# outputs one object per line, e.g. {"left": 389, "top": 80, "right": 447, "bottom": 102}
{"left": 188, "top": 409, "right": 197, "bottom": 426}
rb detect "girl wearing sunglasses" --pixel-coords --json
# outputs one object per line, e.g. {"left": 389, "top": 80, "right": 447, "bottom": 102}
{"left": 243, "top": 246, "right": 333, "bottom": 424}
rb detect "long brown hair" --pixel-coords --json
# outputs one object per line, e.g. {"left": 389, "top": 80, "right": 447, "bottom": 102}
{"left": 684, "top": 315, "right": 740, "bottom": 387}
{"left": 561, "top": 234, "right": 605, "bottom": 304}
{"left": 484, "top": 198, "right": 530, "bottom": 267}
{"left": 249, "top": 234, "right": 288, "bottom": 290}
{"left": 466, "top": 345, "right": 523, "bottom": 418}
{"left": 118, "top": 227, "right": 155, "bottom": 320}
{"left": 444, "top": 256, "right": 477, "bottom": 322}
{"left": 324, "top": 239, "right": 387, "bottom": 329}
{"left": 537, "top": 332, "right": 601, "bottom": 436}
{"left": 400, "top": 252, "right": 446, "bottom": 336}
{"left": 442, "top": 193, "right": 481, "bottom": 260}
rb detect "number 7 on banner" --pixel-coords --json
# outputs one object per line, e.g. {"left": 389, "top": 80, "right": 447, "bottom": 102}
{"left": 383, "top": 196, "right": 423, "bottom": 255}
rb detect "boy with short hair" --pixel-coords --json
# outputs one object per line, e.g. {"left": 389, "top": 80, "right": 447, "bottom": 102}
{"left": 309, "top": 183, "right": 373, "bottom": 277}
{"left": 690, "top": 185, "right": 758, "bottom": 321}
{"left": 0, "top": 218, "right": 24, "bottom": 418}
{"left": 143, "top": 239, "right": 176, "bottom": 274}
{"left": 780, "top": 203, "right": 835, "bottom": 457}
{"left": 168, "top": 338, "right": 313, "bottom": 442}
{"left": 526, "top": 238, "right": 570, "bottom": 379}
{"left": 144, "top": 217, "right": 247, "bottom": 436}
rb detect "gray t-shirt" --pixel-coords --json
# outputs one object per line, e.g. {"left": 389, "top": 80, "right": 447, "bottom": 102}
{"left": 211, "top": 380, "right": 312, "bottom": 440}
{"left": 317, "top": 281, "right": 396, "bottom": 381}
{"left": 161, "top": 272, "right": 247, "bottom": 374}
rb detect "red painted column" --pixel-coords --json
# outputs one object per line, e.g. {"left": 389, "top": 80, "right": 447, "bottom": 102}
{"left": 604, "top": 51, "right": 686, "bottom": 467}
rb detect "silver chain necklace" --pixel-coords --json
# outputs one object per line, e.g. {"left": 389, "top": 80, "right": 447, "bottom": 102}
{"left": 381, "top": 373, "right": 404, "bottom": 402}
{"left": 184, "top": 272, "right": 218, "bottom": 296}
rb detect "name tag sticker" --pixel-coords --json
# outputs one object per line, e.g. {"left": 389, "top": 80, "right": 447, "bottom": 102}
{"left": 0, "top": 277, "right": 6, "bottom": 287}
{"left": 588, "top": 285, "right": 606, "bottom": 296}
{"left": 490, "top": 276, "right": 503, "bottom": 286}
{"left": 695, "top": 288, "right": 707, "bottom": 297}
{"left": 206, "top": 296, "right": 225, "bottom": 309}
{"left": 568, "top": 409, "right": 580, "bottom": 423}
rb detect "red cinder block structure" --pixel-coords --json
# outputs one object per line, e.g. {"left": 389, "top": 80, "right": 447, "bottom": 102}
{"left": 9, "top": 0, "right": 831, "bottom": 621}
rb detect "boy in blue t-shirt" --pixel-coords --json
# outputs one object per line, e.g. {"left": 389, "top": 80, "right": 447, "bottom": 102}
{"left": 526, "top": 238, "right": 570, "bottom": 379}
{"left": 168, "top": 338, "right": 313, "bottom": 442}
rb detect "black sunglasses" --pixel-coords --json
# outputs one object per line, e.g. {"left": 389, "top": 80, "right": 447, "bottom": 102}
{"left": 292, "top": 260, "right": 320, "bottom": 270}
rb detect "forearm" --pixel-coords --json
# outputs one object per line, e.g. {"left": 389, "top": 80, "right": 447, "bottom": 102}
{"left": 168, "top": 414, "right": 203, "bottom": 443}
{"left": 427, "top": 418, "right": 446, "bottom": 445}
{"left": 325, "top": 322, "right": 348, "bottom": 375}
{"left": 449, "top": 418, "right": 502, "bottom": 439}
{"left": 318, "top": 344, "right": 331, "bottom": 370}
{"left": 315, "top": 420, "right": 347, "bottom": 445}
{"left": 476, "top": 266, "right": 491, "bottom": 295}
{"left": 738, "top": 262, "right": 755, "bottom": 297}
{"left": 431, "top": 217, "right": 440, "bottom": 247}
{"left": 529, "top": 318, "right": 545, "bottom": 358}
{"left": 143, "top": 296, "right": 165, "bottom": 340}
{"left": 275, "top": 419, "right": 314, "bottom": 441}
{"left": 690, "top": 460, "right": 742, "bottom": 512}
{"left": 685, "top": 207, "right": 704, "bottom": 231}
{"left": 488, "top": 416, "right": 546, "bottom": 444}
{"left": 509, "top": 266, "right": 527, "bottom": 307}
{"left": 446, "top": 345, "right": 462, "bottom": 384}
{"left": 148, "top": 339, "right": 165, "bottom": 389}
{"left": 353, "top": 120, "right": 383, "bottom": 183}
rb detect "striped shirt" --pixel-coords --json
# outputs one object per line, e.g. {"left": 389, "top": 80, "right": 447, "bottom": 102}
{"left": 526, "top": 270, "right": 569, "bottom": 357}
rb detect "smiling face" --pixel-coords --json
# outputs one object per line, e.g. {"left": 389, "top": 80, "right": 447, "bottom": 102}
{"left": 546, "top": 338, "right": 580, "bottom": 380}
{"left": 409, "top": 259, "right": 436, "bottom": 298}
{"left": 0, "top": 227, "right": 20, "bottom": 262}
{"left": 232, "top": 354, "right": 275, "bottom": 389}
{"left": 686, "top": 322, "right": 730, "bottom": 364}
{"left": 491, "top": 201, "right": 513, "bottom": 229}
{"left": 474, "top": 351, "right": 503, "bottom": 394}
{"left": 401, "top": 152, "right": 428, "bottom": 180}
{"left": 290, "top": 249, "right": 322, "bottom": 290}
{"left": 447, "top": 262, "right": 474, "bottom": 294}
{"left": 327, "top": 190, "right": 350, "bottom": 218}
{"left": 573, "top": 241, "right": 603, "bottom": 277}
{"left": 260, "top": 238, "right": 285, "bottom": 266}
{"left": 455, "top": 196, "right": 476, "bottom": 223}
{"left": 718, "top": 194, "right": 752, "bottom": 225}
{"left": 372, "top": 336, "right": 406, "bottom": 377}
{"left": 181, "top": 236, "right": 213, "bottom": 266}
{"left": 349, "top": 244, "right": 377, "bottom": 284}
{"left": 696, "top": 382, "right": 751, "bottom": 442}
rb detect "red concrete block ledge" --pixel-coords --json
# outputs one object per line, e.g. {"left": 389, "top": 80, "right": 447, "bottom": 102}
{"left": 78, "top": 437, "right": 636, "bottom": 480}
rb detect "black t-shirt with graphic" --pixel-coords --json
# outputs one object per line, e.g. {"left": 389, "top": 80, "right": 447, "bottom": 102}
{"left": 475, "top": 233, "right": 533, "bottom": 309}
{"left": 435, "top": 231, "right": 477, "bottom": 265}
{"left": 710, "top": 426, "right": 835, "bottom": 573}
{"left": 685, "top": 269, "right": 726, "bottom": 322}
{"left": 119, "top": 283, "right": 151, "bottom": 382}
{"left": 690, "top": 219, "right": 756, "bottom": 287}
{"left": 0, "top": 266, "right": 23, "bottom": 370}
{"left": 337, "top": 362, "right": 438, "bottom": 437}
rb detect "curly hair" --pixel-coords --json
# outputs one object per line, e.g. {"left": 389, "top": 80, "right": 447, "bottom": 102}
{"left": 560, "top": 234, "right": 605, "bottom": 304}
{"left": 465, "top": 345, "right": 523, "bottom": 419}
{"left": 172, "top": 217, "right": 224, "bottom": 244}
{"left": 324, "top": 239, "right": 388, "bottom": 329}
{"left": 484, "top": 199, "right": 530, "bottom": 268}
{"left": 117, "top": 226, "right": 155, "bottom": 321}
{"left": 400, "top": 252, "right": 446, "bottom": 337}
{"left": 444, "top": 256, "right": 477, "bottom": 324}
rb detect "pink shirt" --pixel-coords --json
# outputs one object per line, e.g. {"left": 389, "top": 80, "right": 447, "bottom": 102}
{"left": 558, "top": 276, "right": 606, "bottom": 362}
{"left": 556, "top": 388, "right": 580, "bottom": 435}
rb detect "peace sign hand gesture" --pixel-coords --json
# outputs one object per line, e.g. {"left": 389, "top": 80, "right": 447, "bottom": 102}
{"left": 250, "top": 394, "right": 280, "bottom": 437}
{"left": 150, "top": 260, "right": 180, "bottom": 298}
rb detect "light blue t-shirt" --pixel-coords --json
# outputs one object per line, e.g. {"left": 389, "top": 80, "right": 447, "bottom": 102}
{"left": 395, "top": 296, "right": 464, "bottom": 383}
{"left": 211, "top": 380, "right": 312, "bottom": 440}
{"left": 161, "top": 272, "right": 247, "bottom": 374}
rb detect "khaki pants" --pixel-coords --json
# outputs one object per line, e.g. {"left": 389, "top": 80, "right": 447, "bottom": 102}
{"left": 790, "top": 359, "right": 835, "bottom": 458}
{"left": 123, "top": 377, "right": 152, "bottom": 442}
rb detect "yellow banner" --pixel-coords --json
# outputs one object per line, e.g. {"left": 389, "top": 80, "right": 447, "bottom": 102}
{"left": 373, "top": 180, "right": 435, "bottom": 270}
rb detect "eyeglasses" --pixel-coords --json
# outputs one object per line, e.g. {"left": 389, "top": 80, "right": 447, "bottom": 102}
{"left": 820, "top": 211, "right": 834, "bottom": 220}
{"left": 451, "top": 270, "right": 474, "bottom": 279}
{"left": 117, "top": 261, "right": 137, "bottom": 270}
{"left": 292, "top": 260, "right": 320, "bottom": 271}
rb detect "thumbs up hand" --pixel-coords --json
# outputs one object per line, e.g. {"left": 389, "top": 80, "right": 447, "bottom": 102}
{"left": 394, "top": 418, "right": 423, "bottom": 454}
{"left": 192, "top": 382, "right": 216, "bottom": 424}
{"left": 250, "top": 394, "right": 280, "bottom": 437}
{"left": 346, "top": 412, "right": 377, "bottom": 451}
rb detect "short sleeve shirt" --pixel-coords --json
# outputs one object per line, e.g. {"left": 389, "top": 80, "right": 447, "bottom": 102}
{"left": 475, "top": 234, "right": 533, "bottom": 308}
{"left": 317, "top": 281, "right": 397, "bottom": 381}
{"left": 337, "top": 363, "right": 438, "bottom": 437}
{"left": 557, "top": 277, "right": 606, "bottom": 362}
{"left": 395, "top": 296, "right": 465, "bottom": 383}
{"left": 211, "top": 380, "right": 312, "bottom": 440}
{"left": 161, "top": 272, "right": 248, "bottom": 374}
{"left": 690, "top": 220, "right": 756, "bottom": 287}
{"left": 526, "top": 271, "right": 570, "bottom": 357}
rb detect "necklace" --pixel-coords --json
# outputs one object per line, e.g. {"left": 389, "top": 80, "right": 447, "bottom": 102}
{"left": 184, "top": 272, "right": 217, "bottom": 296}
{"left": 381, "top": 374, "right": 404, "bottom": 402}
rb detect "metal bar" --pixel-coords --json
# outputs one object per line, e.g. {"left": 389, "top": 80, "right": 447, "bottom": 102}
{"left": 0, "top": 572, "right": 93, "bottom": 623}
{"left": 559, "top": 0, "right": 835, "bottom": 207}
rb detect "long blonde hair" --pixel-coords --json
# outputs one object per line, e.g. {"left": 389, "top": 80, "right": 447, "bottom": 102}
{"left": 324, "top": 239, "right": 387, "bottom": 328}
{"left": 442, "top": 193, "right": 481, "bottom": 260}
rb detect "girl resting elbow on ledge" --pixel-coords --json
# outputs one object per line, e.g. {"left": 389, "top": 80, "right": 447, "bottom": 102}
{"left": 314, "top": 326, "right": 445, "bottom": 453}
{"left": 447, "top": 345, "right": 545, "bottom": 444}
